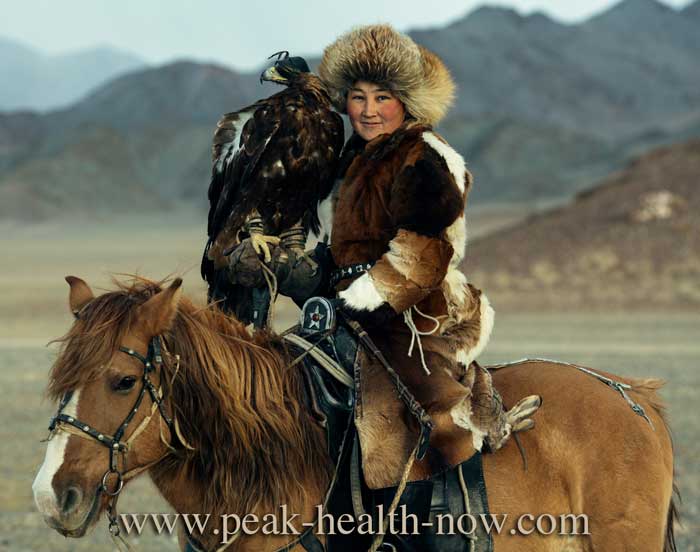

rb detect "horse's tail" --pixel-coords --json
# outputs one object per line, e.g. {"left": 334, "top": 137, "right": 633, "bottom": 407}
{"left": 664, "top": 481, "right": 680, "bottom": 552}
{"left": 628, "top": 377, "right": 679, "bottom": 552}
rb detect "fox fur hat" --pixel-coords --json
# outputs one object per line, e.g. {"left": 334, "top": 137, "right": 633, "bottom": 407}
{"left": 318, "top": 24, "right": 455, "bottom": 127}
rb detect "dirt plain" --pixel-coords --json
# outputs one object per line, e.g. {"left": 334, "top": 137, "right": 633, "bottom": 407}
{"left": 1, "top": 212, "right": 697, "bottom": 551}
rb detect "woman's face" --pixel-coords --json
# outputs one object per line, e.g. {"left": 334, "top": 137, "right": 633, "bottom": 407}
{"left": 346, "top": 81, "right": 406, "bottom": 141}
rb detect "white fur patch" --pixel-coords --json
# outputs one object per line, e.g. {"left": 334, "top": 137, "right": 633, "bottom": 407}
{"left": 338, "top": 273, "right": 385, "bottom": 311}
{"left": 33, "top": 390, "right": 81, "bottom": 519}
{"left": 422, "top": 131, "right": 466, "bottom": 193}
{"left": 315, "top": 182, "right": 339, "bottom": 240}
{"left": 443, "top": 267, "right": 468, "bottom": 306}
{"left": 215, "top": 110, "right": 253, "bottom": 173}
{"left": 456, "top": 293, "right": 495, "bottom": 367}
{"left": 451, "top": 399, "right": 487, "bottom": 451}
{"left": 444, "top": 214, "right": 467, "bottom": 265}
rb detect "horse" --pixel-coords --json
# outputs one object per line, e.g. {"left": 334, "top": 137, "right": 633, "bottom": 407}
{"left": 32, "top": 276, "right": 678, "bottom": 551}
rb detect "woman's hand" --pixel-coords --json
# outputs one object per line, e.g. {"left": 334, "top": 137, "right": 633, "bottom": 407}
{"left": 226, "top": 238, "right": 269, "bottom": 287}
{"left": 227, "top": 240, "right": 334, "bottom": 307}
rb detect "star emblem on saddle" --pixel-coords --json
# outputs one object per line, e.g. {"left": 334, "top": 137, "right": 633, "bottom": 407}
{"left": 300, "top": 297, "right": 336, "bottom": 334}
{"left": 308, "top": 306, "right": 325, "bottom": 329}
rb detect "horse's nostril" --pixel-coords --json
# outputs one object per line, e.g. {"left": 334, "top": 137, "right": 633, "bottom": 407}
{"left": 60, "top": 486, "right": 83, "bottom": 515}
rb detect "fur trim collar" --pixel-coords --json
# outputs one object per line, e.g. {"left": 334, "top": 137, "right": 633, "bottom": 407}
{"left": 318, "top": 25, "right": 455, "bottom": 127}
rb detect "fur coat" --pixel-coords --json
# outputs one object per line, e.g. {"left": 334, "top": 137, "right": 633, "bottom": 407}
{"left": 322, "top": 121, "right": 496, "bottom": 487}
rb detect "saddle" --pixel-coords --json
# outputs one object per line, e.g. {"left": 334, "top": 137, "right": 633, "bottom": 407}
{"left": 280, "top": 298, "right": 494, "bottom": 552}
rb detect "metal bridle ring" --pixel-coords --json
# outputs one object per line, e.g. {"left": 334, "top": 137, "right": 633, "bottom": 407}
{"left": 101, "top": 469, "right": 124, "bottom": 497}
{"left": 108, "top": 519, "right": 121, "bottom": 537}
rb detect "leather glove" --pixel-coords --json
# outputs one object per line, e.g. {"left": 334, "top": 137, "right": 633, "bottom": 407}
{"left": 228, "top": 238, "right": 335, "bottom": 304}
{"left": 272, "top": 242, "right": 333, "bottom": 306}
{"left": 226, "top": 238, "right": 268, "bottom": 287}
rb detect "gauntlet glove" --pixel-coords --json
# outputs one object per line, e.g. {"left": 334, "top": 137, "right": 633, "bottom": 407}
{"left": 227, "top": 239, "right": 335, "bottom": 307}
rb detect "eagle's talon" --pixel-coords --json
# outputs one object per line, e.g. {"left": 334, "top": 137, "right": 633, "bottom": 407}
{"left": 250, "top": 233, "right": 281, "bottom": 263}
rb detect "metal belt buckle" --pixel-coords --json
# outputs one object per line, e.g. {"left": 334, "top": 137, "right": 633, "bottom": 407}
{"left": 300, "top": 297, "right": 336, "bottom": 335}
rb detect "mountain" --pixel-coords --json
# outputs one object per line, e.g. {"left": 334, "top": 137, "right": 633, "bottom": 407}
{"left": 465, "top": 140, "right": 700, "bottom": 309}
{"left": 439, "top": 114, "right": 614, "bottom": 202}
{"left": 0, "top": 37, "right": 146, "bottom": 111}
{"left": 410, "top": 0, "right": 700, "bottom": 141}
{"left": 1, "top": 0, "right": 700, "bottom": 220}
{"left": 48, "top": 61, "right": 261, "bottom": 132}
{"left": 0, "top": 62, "right": 263, "bottom": 220}
{"left": 408, "top": 0, "right": 700, "bottom": 200}
{"left": 683, "top": 0, "right": 700, "bottom": 19}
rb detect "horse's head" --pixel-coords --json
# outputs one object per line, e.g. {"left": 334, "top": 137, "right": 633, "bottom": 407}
{"left": 32, "top": 276, "right": 183, "bottom": 537}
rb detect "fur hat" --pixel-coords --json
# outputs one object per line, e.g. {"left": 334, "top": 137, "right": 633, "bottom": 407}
{"left": 318, "top": 24, "right": 455, "bottom": 127}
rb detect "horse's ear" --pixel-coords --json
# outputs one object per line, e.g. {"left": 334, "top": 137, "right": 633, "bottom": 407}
{"left": 136, "top": 278, "right": 183, "bottom": 336}
{"left": 65, "top": 276, "right": 95, "bottom": 317}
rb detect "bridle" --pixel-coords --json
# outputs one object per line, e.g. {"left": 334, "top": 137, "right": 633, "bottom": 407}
{"left": 47, "top": 331, "right": 338, "bottom": 552}
{"left": 47, "top": 335, "right": 179, "bottom": 540}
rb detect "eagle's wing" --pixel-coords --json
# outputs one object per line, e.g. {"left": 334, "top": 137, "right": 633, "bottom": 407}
{"left": 286, "top": 105, "right": 345, "bottom": 235}
{"left": 201, "top": 100, "right": 280, "bottom": 283}
{"left": 206, "top": 101, "right": 280, "bottom": 240}
{"left": 311, "top": 109, "right": 345, "bottom": 229}
{"left": 243, "top": 95, "right": 345, "bottom": 236}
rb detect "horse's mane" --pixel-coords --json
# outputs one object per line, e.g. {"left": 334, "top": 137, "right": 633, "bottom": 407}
{"left": 49, "top": 276, "right": 331, "bottom": 517}
{"left": 48, "top": 277, "right": 152, "bottom": 400}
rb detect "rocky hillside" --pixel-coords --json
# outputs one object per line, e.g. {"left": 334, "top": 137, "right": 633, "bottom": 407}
{"left": 412, "top": 0, "right": 700, "bottom": 141}
{"left": 410, "top": 0, "right": 700, "bottom": 201}
{"left": 465, "top": 139, "right": 700, "bottom": 309}
{"left": 0, "top": 62, "right": 263, "bottom": 220}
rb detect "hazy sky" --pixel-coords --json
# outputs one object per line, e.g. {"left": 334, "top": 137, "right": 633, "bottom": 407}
{"left": 1, "top": 0, "right": 693, "bottom": 70}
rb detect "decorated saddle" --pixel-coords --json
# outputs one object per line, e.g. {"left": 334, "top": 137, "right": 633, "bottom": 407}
{"left": 278, "top": 297, "right": 493, "bottom": 552}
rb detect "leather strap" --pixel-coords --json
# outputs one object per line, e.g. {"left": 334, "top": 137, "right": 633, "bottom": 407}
{"left": 330, "top": 261, "right": 375, "bottom": 287}
{"left": 339, "top": 313, "right": 434, "bottom": 460}
{"left": 350, "top": 434, "right": 367, "bottom": 519}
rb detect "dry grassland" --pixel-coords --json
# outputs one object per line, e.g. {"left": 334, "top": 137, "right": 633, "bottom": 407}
{"left": 1, "top": 213, "right": 697, "bottom": 551}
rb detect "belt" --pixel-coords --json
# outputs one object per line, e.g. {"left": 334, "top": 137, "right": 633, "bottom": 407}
{"left": 329, "top": 261, "right": 375, "bottom": 287}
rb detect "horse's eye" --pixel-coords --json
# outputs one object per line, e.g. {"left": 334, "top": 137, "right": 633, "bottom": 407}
{"left": 114, "top": 376, "right": 137, "bottom": 393}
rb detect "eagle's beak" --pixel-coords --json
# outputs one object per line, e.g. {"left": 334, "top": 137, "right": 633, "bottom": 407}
{"left": 260, "top": 66, "right": 288, "bottom": 85}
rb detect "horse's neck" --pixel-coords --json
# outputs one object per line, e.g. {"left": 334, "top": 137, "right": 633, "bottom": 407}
{"left": 151, "top": 318, "right": 329, "bottom": 548}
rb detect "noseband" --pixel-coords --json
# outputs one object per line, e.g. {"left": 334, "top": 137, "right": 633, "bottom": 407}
{"left": 47, "top": 336, "right": 177, "bottom": 537}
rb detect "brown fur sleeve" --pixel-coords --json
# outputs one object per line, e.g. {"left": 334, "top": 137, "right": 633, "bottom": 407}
{"left": 370, "top": 230, "right": 453, "bottom": 312}
{"left": 338, "top": 230, "right": 454, "bottom": 313}
{"left": 368, "top": 142, "right": 465, "bottom": 311}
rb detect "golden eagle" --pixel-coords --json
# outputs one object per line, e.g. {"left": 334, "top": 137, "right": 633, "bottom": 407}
{"left": 201, "top": 52, "right": 344, "bottom": 325}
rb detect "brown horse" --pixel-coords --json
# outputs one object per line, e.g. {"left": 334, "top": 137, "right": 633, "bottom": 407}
{"left": 33, "top": 276, "right": 677, "bottom": 551}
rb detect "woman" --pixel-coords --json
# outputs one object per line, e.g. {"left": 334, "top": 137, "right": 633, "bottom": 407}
{"left": 312, "top": 24, "right": 540, "bottom": 488}
{"left": 232, "top": 24, "right": 539, "bottom": 491}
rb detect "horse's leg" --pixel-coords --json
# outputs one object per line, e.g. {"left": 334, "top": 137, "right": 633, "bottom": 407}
{"left": 585, "top": 479, "right": 672, "bottom": 551}
{"left": 482, "top": 428, "right": 593, "bottom": 552}
{"left": 587, "top": 521, "right": 665, "bottom": 552}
